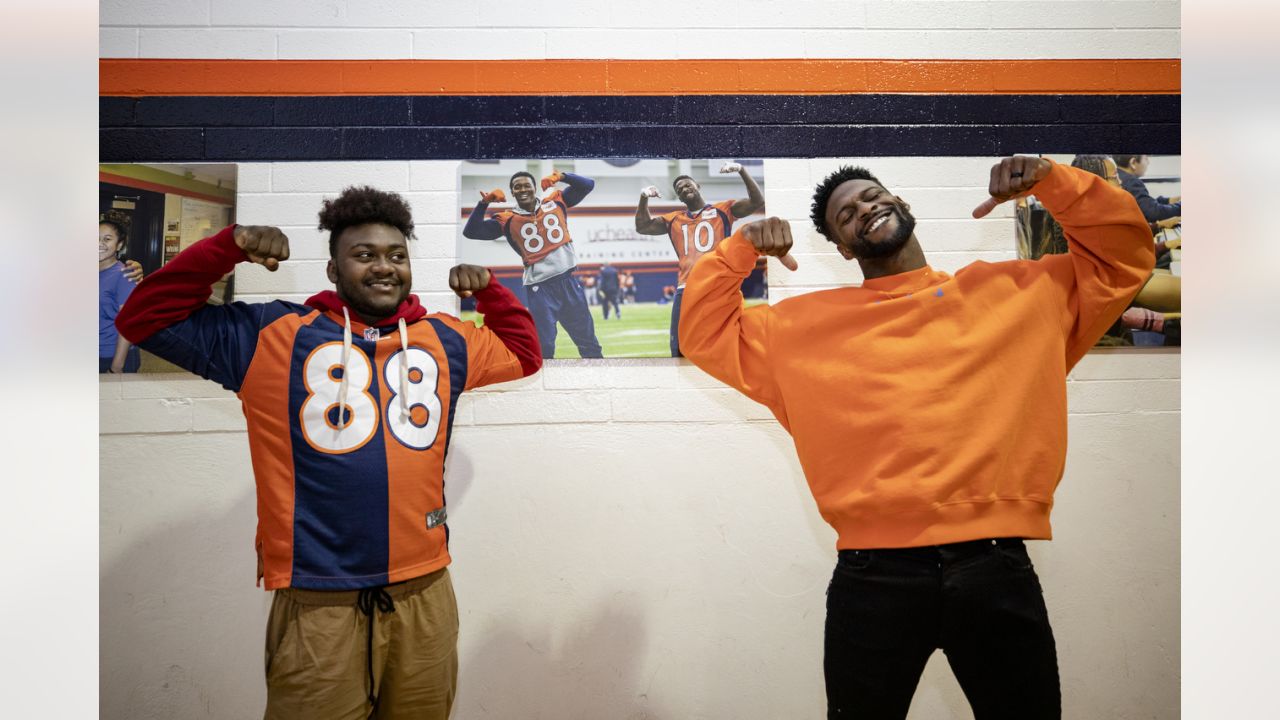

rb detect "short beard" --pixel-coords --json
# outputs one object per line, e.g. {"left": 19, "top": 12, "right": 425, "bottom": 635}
{"left": 335, "top": 271, "right": 407, "bottom": 322}
{"left": 848, "top": 206, "right": 917, "bottom": 260}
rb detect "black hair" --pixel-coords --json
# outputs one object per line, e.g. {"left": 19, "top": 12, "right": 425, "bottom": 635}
{"left": 98, "top": 217, "right": 127, "bottom": 246}
{"left": 318, "top": 185, "right": 415, "bottom": 258}
{"left": 1112, "top": 155, "right": 1143, "bottom": 171}
{"left": 810, "top": 165, "right": 887, "bottom": 243}
{"left": 672, "top": 175, "right": 697, "bottom": 192}
{"left": 1071, "top": 155, "right": 1110, "bottom": 179}
{"left": 509, "top": 171, "right": 536, "bottom": 191}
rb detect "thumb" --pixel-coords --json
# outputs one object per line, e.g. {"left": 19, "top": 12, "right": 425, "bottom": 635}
{"left": 778, "top": 254, "right": 799, "bottom": 271}
{"left": 261, "top": 257, "right": 280, "bottom": 272}
{"left": 971, "top": 196, "right": 1001, "bottom": 219}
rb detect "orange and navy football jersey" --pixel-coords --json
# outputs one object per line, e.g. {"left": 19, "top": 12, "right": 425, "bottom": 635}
{"left": 492, "top": 189, "right": 576, "bottom": 267}
{"left": 120, "top": 230, "right": 528, "bottom": 590}
{"left": 659, "top": 200, "right": 736, "bottom": 286}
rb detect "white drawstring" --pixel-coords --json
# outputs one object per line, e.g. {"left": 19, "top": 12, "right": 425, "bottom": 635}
{"left": 398, "top": 317, "right": 409, "bottom": 420}
{"left": 336, "top": 309, "right": 407, "bottom": 429}
{"left": 338, "top": 307, "right": 352, "bottom": 430}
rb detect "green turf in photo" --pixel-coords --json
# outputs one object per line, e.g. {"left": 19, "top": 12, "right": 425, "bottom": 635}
{"left": 462, "top": 299, "right": 766, "bottom": 359}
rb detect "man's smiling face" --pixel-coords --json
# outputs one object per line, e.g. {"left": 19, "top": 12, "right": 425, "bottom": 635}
{"left": 824, "top": 178, "right": 917, "bottom": 261}
{"left": 327, "top": 222, "right": 411, "bottom": 323}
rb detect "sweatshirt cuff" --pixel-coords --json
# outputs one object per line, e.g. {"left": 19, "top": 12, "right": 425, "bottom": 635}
{"left": 208, "top": 224, "right": 251, "bottom": 266}
{"left": 720, "top": 231, "right": 763, "bottom": 274}
{"left": 474, "top": 271, "right": 503, "bottom": 297}
{"left": 1024, "top": 159, "right": 1075, "bottom": 210}
{"left": 473, "top": 272, "right": 523, "bottom": 313}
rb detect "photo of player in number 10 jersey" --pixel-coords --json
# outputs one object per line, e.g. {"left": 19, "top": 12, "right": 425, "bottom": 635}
{"left": 463, "top": 170, "right": 604, "bottom": 359}
{"left": 635, "top": 161, "right": 765, "bottom": 357}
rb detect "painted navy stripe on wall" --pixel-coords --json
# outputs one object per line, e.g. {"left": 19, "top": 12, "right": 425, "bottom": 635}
{"left": 99, "top": 94, "right": 1179, "bottom": 162}
{"left": 102, "top": 94, "right": 1179, "bottom": 128}
{"left": 99, "top": 124, "right": 1180, "bottom": 161}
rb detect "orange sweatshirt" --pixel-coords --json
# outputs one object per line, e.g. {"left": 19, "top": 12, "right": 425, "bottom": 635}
{"left": 678, "top": 162, "right": 1155, "bottom": 549}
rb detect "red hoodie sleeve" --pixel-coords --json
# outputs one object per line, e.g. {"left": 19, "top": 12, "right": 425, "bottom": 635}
{"left": 116, "top": 225, "right": 248, "bottom": 343}
{"left": 114, "top": 225, "right": 304, "bottom": 392}
{"left": 471, "top": 274, "right": 542, "bottom": 379}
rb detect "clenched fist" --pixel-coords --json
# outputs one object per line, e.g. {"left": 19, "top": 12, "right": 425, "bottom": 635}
{"left": 540, "top": 171, "right": 565, "bottom": 191}
{"left": 972, "top": 156, "right": 1053, "bottom": 219}
{"left": 640, "top": 185, "right": 661, "bottom": 199}
{"left": 719, "top": 161, "right": 743, "bottom": 174}
{"left": 449, "top": 264, "right": 492, "bottom": 299}
{"left": 479, "top": 188, "right": 507, "bottom": 204}
{"left": 741, "top": 217, "right": 798, "bottom": 271}
{"left": 234, "top": 225, "right": 290, "bottom": 272}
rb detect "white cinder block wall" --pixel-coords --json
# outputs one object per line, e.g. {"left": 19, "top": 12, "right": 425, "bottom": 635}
{"left": 98, "top": 1, "right": 1182, "bottom": 60}
{"left": 100, "top": 3, "right": 1181, "bottom": 720}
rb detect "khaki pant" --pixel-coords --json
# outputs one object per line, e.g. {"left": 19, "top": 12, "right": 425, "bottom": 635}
{"left": 264, "top": 568, "right": 459, "bottom": 720}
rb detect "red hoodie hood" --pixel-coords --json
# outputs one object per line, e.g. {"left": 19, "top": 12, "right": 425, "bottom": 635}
{"left": 304, "top": 290, "right": 428, "bottom": 327}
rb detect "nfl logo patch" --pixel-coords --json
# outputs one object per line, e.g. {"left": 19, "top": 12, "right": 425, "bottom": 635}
{"left": 363, "top": 327, "right": 380, "bottom": 341}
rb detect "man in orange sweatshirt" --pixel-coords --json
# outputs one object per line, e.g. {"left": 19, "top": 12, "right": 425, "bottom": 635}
{"left": 678, "top": 157, "right": 1154, "bottom": 719}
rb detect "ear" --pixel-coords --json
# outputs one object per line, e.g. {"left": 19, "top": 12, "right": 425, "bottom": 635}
{"left": 326, "top": 258, "right": 337, "bottom": 285}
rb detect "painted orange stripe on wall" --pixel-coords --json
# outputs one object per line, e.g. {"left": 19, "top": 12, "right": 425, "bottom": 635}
{"left": 100, "top": 59, "right": 1180, "bottom": 96}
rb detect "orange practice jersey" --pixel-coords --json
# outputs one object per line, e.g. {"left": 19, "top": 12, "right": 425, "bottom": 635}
{"left": 659, "top": 200, "right": 736, "bottom": 286}
{"left": 493, "top": 189, "right": 576, "bottom": 267}
{"left": 117, "top": 227, "right": 529, "bottom": 590}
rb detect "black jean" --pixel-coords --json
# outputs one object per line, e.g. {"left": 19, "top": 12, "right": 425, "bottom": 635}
{"left": 824, "top": 538, "right": 1060, "bottom": 719}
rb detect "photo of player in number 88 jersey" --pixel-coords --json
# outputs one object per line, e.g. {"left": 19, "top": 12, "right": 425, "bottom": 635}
{"left": 464, "top": 170, "right": 604, "bottom": 359}
{"left": 497, "top": 196, "right": 572, "bottom": 267}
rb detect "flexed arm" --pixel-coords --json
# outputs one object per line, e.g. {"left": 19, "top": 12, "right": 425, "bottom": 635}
{"left": 450, "top": 264, "right": 542, "bottom": 382}
{"left": 720, "top": 162, "right": 765, "bottom": 218}
{"left": 678, "top": 218, "right": 797, "bottom": 413}
{"left": 553, "top": 172, "right": 596, "bottom": 207}
{"left": 635, "top": 186, "right": 669, "bottom": 235}
{"left": 974, "top": 157, "right": 1154, "bottom": 367}
{"left": 115, "top": 225, "right": 296, "bottom": 391}
{"left": 463, "top": 190, "right": 506, "bottom": 240}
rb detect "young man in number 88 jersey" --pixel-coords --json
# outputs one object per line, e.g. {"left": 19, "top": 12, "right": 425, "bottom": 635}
{"left": 463, "top": 169, "right": 604, "bottom": 358}
{"left": 115, "top": 186, "right": 542, "bottom": 720}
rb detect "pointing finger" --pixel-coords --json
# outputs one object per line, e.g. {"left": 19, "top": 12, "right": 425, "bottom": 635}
{"left": 972, "top": 196, "right": 1000, "bottom": 219}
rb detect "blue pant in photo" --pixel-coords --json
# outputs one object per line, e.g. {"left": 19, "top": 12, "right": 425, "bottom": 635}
{"left": 668, "top": 288, "right": 684, "bottom": 357}
{"left": 527, "top": 271, "right": 603, "bottom": 359}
